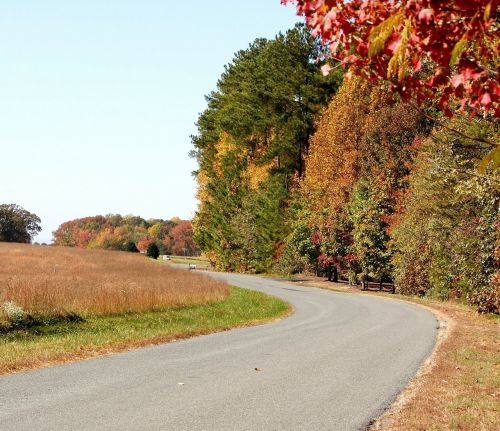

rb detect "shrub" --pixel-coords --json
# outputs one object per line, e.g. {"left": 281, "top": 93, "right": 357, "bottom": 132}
{"left": 468, "top": 283, "right": 499, "bottom": 314}
{"left": 2, "top": 301, "right": 25, "bottom": 323}
{"left": 125, "top": 240, "right": 139, "bottom": 253}
{"left": 146, "top": 243, "right": 160, "bottom": 259}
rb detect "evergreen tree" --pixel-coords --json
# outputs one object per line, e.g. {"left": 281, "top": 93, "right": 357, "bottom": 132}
{"left": 146, "top": 243, "right": 160, "bottom": 260}
{"left": 125, "top": 240, "right": 139, "bottom": 253}
{"left": 192, "top": 24, "right": 341, "bottom": 271}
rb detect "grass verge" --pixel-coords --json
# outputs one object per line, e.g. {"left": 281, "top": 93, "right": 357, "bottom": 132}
{"left": 299, "top": 278, "right": 499, "bottom": 431}
{"left": 0, "top": 286, "right": 290, "bottom": 375}
{"left": 167, "top": 255, "right": 211, "bottom": 266}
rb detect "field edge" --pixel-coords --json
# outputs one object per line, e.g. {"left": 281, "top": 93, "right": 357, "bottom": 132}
{"left": 0, "top": 287, "right": 292, "bottom": 376}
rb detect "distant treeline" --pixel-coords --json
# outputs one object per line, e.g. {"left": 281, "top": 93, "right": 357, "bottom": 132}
{"left": 52, "top": 214, "right": 199, "bottom": 256}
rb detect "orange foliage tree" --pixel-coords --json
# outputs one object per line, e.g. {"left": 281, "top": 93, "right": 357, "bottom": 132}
{"left": 295, "top": 76, "right": 427, "bottom": 279}
{"left": 169, "top": 221, "right": 198, "bottom": 256}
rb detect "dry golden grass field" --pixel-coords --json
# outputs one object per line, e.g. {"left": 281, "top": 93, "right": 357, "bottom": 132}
{"left": 0, "top": 243, "right": 288, "bottom": 374}
{"left": 0, "top": 243, "right": 229, "bottom": 322}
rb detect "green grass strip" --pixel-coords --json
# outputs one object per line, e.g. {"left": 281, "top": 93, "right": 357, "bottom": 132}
{"left": 0, "top": 287, "right": 290, "bottom": 374}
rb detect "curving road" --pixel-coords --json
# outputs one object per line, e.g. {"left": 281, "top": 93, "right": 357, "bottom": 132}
{"left": 0, "top": 272, "right": 437, "bottom": 431}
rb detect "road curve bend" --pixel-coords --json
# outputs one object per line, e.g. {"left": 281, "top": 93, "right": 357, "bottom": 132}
{"left": 0, "top": 272, "right": 437, "bottom": 431}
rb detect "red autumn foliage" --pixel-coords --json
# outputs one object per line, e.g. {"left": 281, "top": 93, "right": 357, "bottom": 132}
{"left": 136, "top": 236, "right": 154, "bottom": 253}
{"left": 169, "top": 221, "right": 198, "bottom": 256}
{"left": 282, "top": 0, "right": 499, "bottom": 116}
{"left": 52, "top": 216, "right": 108, "bottom": 248}
{"left": 52, "top": 215, "right": 199, "bottom": 256}
{"left": 310, "top": 231, "right": 322, "bottom": 245}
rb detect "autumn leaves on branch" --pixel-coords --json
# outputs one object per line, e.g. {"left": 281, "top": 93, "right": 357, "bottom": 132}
{"left": 283, "top": 0, "right": 499, "bottom": 116}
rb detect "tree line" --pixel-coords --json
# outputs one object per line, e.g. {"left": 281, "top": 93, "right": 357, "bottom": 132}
{"left": 52, "top": 214, "right": 199, "bottom": 256}
{"left": 0, "top": 205, "right": 199, "bottom": 258}
{"left": 192, "top": 19, "right": 498, "bottom": 313}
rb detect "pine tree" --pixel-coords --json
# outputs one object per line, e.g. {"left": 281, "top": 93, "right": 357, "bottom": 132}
{"left": 146, "top": 243, "right": 160, "bottom": 260}
{"left": 192, "top": 24, "right": 341, "bottom": 271}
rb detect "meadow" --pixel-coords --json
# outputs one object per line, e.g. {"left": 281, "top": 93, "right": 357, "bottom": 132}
{"left": 0, "top": 243, "right": 289, "bottom": 373}
{"left": 0, "top": 243, "right": 228, "bottom": 323}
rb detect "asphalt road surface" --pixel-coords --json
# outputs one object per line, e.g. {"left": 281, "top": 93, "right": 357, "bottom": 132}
{"left": 0, "top": 271, "right": 437, "bottom": 431}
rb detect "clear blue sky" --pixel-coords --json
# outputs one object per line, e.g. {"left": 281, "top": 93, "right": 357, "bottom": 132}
{"left": 0, "top": 1, "right": 299, "bottom": 242}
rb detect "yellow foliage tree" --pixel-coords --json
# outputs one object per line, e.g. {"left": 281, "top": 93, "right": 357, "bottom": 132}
{"left": 302, "top": 77, "right": 368, "bottom": 230}
{"left": 302, "top": 76, "right": 424, "bottom": 234}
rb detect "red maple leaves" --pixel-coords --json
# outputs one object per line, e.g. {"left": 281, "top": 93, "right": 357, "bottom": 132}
{"left": 283, "top": 0, "right": 499, "bottom": 116}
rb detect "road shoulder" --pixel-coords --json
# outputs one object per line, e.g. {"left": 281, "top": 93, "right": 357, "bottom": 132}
{"left": 298, "top": 278, "right": 499, "bottom": 431}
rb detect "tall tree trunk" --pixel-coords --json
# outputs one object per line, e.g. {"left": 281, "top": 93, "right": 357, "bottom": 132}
{"left": 332, "top": 265, "right": 338, "bottom": 282}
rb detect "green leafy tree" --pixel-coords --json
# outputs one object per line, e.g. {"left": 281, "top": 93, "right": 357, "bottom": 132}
{"left": 392, "top": 115, "right": 498, "bottom": 312}
{"left": 348, "top": 180, "right": 392, "bottom": 287}
{"left": 280, "top": 224, "right": 321, "bottom": 275}
{"left": 276, "top": 188, "right": 324, "bottom": 275}
{"left": 0, "top": 204, "right": 41, "bottom": 243}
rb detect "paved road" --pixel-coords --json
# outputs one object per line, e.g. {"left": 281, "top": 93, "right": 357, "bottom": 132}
{"left": 0, "top": 272, "right": 437, "bottom": 431}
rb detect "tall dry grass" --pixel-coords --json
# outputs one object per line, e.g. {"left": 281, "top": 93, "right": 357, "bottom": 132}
{"left": 0, "top": 243, "right": 229, "bottom": 320}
